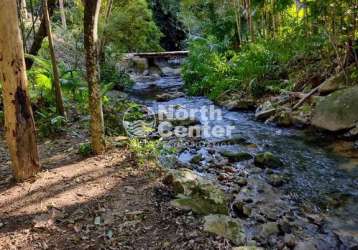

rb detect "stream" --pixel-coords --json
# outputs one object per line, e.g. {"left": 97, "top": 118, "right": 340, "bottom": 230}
{"left": 126, "top": 66, "right": 358, "bottom": 249}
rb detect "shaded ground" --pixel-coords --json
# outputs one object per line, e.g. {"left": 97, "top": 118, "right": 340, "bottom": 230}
{"left": 0, "top": 128, "right": 230, "bottom": 250}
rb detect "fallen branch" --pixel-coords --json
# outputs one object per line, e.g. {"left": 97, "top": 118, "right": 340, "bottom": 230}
{"left": 292, "top": 82, "right": 326, "bottom": 110}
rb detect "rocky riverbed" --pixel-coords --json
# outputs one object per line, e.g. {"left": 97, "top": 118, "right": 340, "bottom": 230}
{"left": 123, "top": 58, "right": 358, "bottom": 249}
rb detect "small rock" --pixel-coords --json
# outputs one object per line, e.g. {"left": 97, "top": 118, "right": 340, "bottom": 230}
{"left": 284, "top": 234, "right": 296, "bottom": 248}
{"left": 254, "top": 152, "right": 283, "bottom": 168}
{"left": 190, "top": 154, "right": 203, "bottom": 164}
{"left": 294, "top": 240, "right": 317, "bottom": 250}
{"left": 267, "top": 174, "right": 285, "bottom": 187}
{"left": 234, "top": 177, "right": 248, "bottom": 187}
{"left": 233, "top": 202, "right": 251, "bottom": 218}
{"left": 259, "top": 222, "right": 279, "bottom": 238}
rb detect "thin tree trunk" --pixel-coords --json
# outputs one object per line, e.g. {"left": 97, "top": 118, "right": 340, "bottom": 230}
{"left": 233, "top": 0, "right": 242, "bottom": 46}
{"left": 20, "top": 0, "right": 28, "bottom": 19}
{"left": 25, "top": 0, "right": 57, "bottom": 69}
{"left": 99, "top": 0, "right": 113, "bottom": 63}
{"left": 0, "top": 0, "right": 41, "bottom": 181}
{"left": 84, "top": 0, "right": 106, "bottom": 154}
{"left": 246, "top": 0, "right": 255, "bottom": 42}
{"left": 59, "top": 0, "right": 67, "bottom": 29}
{"left": 43, "top": 0, "right": 66, "bottom": 117}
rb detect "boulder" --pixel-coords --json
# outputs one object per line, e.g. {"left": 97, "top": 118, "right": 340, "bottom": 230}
{"left": 312, "top": 85, "right": 358, "bottom": 132}
{"left": 203, "top": 214, "right": 245, "bottom": 245}
{"left": 164, "top": 169, "right": 229, "bottom": 215}
{"left": 254, "top": 152, "right": 283, "bottom": 168}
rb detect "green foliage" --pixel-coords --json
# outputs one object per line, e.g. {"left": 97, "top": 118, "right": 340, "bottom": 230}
{"left": 36, "top": 108, "right": 67, "bottom": 137}
{"left": 128, "top": 139, "right": 162, "bottom": 165}
{"left": 183, "top": 26, "right": 330, "bottom": 99}
{"left": 78, "top": 143, "right": 93, "bottom": 157}
{"left": 103, "top": 0, "right": 163, "bottom": 53}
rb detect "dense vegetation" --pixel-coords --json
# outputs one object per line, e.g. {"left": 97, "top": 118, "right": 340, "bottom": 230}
{"left": 178, "top": 0, "right": 357, "bottom": 101}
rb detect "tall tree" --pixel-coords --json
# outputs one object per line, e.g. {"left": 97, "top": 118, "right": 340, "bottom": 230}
{"left": 25, "top": 0, "right": 57, "bottom": 69}
{"left": 84, "top": 0, "right": 106, "bottom": 154}
{"left": 59, "top": 0, "right": 67, "bottom": 29}
{"left": 0, "top": 0, "right": 41, "bottom": 181}
{"left": 43, "top": 0, "right": 66, "bottom": 116}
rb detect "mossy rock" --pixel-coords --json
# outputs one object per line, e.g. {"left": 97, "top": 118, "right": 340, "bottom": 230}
{"left": 254, "top": 152, "right": 283, "bottom": 168}
{"left": 164, "top": 169, "right": 229, "bottom": 215}
{"left": 312, "top": 85, "right": 358, "bottom": 132}
{"left": 204, "top": 214, "right": 245, "bottom": 245}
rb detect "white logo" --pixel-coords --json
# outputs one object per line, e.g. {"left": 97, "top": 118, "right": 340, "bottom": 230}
{"left": 123, "top": 104, "right": 157, "bottom": 138}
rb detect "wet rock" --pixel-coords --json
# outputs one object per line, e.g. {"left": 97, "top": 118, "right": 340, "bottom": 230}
{"left": 291, "top": 111, "right": 310, "bottom": 128}
{"left": 203, "top": 214, "right": 245, "bottom": 245}
{"left": 233, "top": 201, "right": 251, "bottom": 218}
{"left": 267, "top": 174, "right": 285, "bottom": 187}
{"left": 155, "top": 92, "right": 185, "bottom": 102}
{"left": 164, "top": 169, "right": 229, "bottom": 215}
{"left": 275, "top": 111, "right": 292, "bottom": 127}
{"left": 223, "top": 166, "right": 236, "bottom": 173}
{"left": 190, "top": 154, "right": 203, "bottom": 164}
{"left": 218, "top": 173, "right": 231, "bottom": 182}
{"left": 255, "top": 101, "right": 276, "bottom": 121}
{"left": 294, "top": 240, "right": 317, "bottom": 250}
{"left": 218, "top": 135, "right": 248, "bottom": 145}
{"left": 312, "top": 85, "right": 358, "bottom": 132}
{"left": 161, "top": 66, "right": 181, "bottom": 76}
{"left": 254, "top": 152, "right": 283, "bottom": 168}
{"left": 220, "top": 151, "right": 253, "bottom": 163}
{"left": 259, "top": 222, "right": 280, "bottom": 238}
{"left": 345, "top": 123, "right": 358, "bottom": 138}
{"left": 284, "top": 234, "right": 296, "bottom": 248}
{"left": 234, "top": 177, "right": 248, "bottom": 187}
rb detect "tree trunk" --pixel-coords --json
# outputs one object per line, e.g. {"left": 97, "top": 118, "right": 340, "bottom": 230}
{"left": 0, "top": 0, "right": 41, "bottom": 181}
{"left": 99, "top": 0, "right": 113, "bottom": 63}
{"left": 25, "top": 0, "right": 57, "bottom": 69}
{"left": 84, "top": 0, "right": 106, "bottom": 154}
{"left": 59, "top": 0, "right": 67, "bottom": 29}
{"left": 43, "top": 0, "right": 66, "bottom": 117}
{"left": 20, "top": 0, "right": 28, "bottom": 19}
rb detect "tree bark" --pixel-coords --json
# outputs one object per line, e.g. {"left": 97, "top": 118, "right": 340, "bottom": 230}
{"left": 43, "top": 0, "right": 66, "bottom": 117}
{"left": 59, "top": 0, "right": 67, "bottom": 29}
{"left": 84, "top": 0, "right": 106, "bottom": 154}
{"left": 25, "top": 0, "right": 57, "bottom": 69}
{"left": 0, "top": 0, "right": 41, "bottom": 181}
{"left": 99, "top": 0, "right": 113, "bottom": 63}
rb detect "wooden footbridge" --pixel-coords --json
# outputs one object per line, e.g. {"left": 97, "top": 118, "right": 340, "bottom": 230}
{"left": 130, "top": 51, "right": 189, "bottom": 59}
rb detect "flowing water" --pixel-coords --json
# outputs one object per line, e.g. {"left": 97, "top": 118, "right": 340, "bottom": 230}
{"left": 127, "top": 71, "right": 358, "bottom": 247}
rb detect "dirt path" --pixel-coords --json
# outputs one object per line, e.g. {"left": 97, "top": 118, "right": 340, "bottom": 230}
{"left": 0, "top": 130, "right": 230, "bottom": 250}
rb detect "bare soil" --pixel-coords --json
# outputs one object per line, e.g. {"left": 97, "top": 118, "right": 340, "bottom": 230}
{"left": 0, "top": 128, "right": 230, "bottom": 250}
